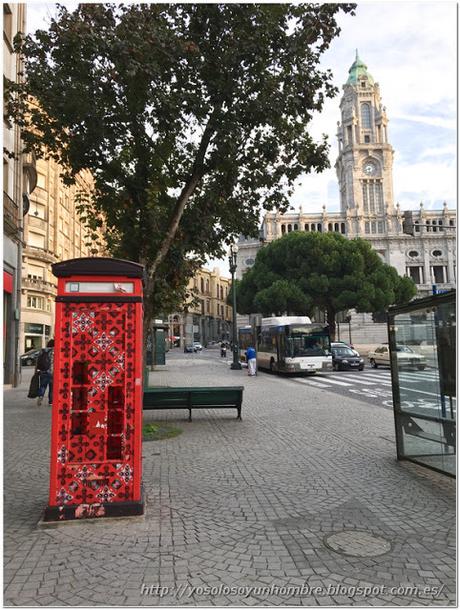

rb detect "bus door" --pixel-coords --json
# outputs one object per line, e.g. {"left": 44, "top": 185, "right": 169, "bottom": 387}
{"left": 277, "top": 328, "right": 286, "bottom": 369}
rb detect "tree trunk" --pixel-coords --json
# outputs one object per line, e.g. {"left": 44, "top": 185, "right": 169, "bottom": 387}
{"left": 327, "top": 306, "right": 336, "bottom": 342}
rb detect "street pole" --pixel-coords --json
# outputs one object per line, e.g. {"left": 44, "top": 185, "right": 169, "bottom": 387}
{"left": 229, "top": 244, "right": 242, "bottom": 370}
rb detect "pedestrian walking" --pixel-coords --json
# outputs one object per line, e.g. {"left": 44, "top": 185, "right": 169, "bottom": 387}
{"left": 246, "top": 345, "right": 257, "bottom": 376}
{"left": 36, "top": 339, "right": 54, "bottom": 406}
{"left": 220, "top": 341, "right": 227, "bottom": 358}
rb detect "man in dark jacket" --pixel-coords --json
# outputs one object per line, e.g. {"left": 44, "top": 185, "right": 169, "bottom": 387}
{"left": 36, "top": 339, "right": 54, "bottom": 406}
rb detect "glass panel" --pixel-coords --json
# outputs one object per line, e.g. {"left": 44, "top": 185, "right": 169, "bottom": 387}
{"left": 390, "top": 298, "right": 456, "bottom": 476}
{"left": 65, "top": 282, "right": 134, "bottom": 294}
{"left": 285, "top": 327, "right": 330, "bottom": 357}
{"left": 72, "top": 361, "right": 89, "bottom": 385}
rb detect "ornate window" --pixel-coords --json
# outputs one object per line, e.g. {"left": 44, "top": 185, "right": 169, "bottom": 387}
{"left": 432, "top": 250, "right": 443, "bottom": 258}
{"left": 362, "top": 182, "right": 369, "bottom": 213}
{"left": 408, "top": 250, "right": 419, "bottom": 258}
{"left": 361, "top": 103, "right": 371, "bottom": 128}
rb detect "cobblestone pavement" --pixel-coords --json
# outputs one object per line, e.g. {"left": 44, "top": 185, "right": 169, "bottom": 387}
{"left": 4, "top": 351, "right": 456, "bottom": 606}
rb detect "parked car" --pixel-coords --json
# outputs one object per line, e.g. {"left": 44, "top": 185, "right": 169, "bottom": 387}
{"left": 333, "top": 340, "right": 359, "bottom": 356}
{"left": 368, "top": 343, "right": 426, "bottom": 370}
{"left": 193, "top": 342, "right": 203, "bottom": 351}
{"left": 331, "top": 343, "right": 364, "bottom": 371}
{"left": 20, "top": 348, "right": 41, "bottom": 366}
{"left": 184, "top": 345, "right": 195, "bottom": 353}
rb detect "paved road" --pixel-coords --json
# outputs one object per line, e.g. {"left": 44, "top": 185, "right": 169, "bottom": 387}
{"left": 191, "top": 348, "right": 455, "bottom": 420}
{"left": 5, "top": 352, "right": 455, "bottom": 606}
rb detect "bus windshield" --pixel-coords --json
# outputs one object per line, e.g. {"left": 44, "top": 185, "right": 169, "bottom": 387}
{"left": 285, "top": 327, "right": 330, "bottom": 358}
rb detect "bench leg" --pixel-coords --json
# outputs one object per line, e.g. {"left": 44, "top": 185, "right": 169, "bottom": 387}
{"left": 237, "top": 407, "right": 242, "bottom": 420}
{"left": 188, "top": 409, "right": 192, "bottom": 422}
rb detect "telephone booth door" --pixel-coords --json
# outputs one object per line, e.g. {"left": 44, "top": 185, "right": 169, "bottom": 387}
{"left": 44, "top": 258, "right": 144, "bottom": 521}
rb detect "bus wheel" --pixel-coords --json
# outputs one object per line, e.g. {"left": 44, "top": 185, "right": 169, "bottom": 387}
{"left": 270, "top": 359, "right": 275, "bottom": 374}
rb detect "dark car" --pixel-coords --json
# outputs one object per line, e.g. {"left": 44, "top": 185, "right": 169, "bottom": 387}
{"left": 20, "top": 348, "right": 41, "bottom": 366}
{"left": 331, "top": 343, "right": 364, "bottom": 371}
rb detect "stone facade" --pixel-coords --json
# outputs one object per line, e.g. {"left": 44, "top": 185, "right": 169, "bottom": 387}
{"left": 20, "top": 159, "right": 102, "bottom": 353}
{"left": 168, "top": 267, "right": 232, "bottom": 347}
{"left": 236, "top": 53, "right": 456, "bottom": 319}
{"left": 3, "top": 3, "right": 37, "bottom": 385}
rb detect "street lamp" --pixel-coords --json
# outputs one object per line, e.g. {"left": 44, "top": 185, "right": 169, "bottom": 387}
{"left": 228, "top": 243, "right": 242, "bottom": 370}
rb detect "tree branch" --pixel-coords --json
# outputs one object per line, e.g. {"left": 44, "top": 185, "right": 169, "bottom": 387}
{"left": 147, "top": 109, "right": 219, "bottom": 280}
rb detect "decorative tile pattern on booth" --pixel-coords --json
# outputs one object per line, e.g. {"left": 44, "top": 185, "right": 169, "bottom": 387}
{"left": 53, "top": 302, "right": 137, "bottom": 506}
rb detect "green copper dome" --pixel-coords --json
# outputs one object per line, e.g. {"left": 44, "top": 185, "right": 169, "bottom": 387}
{"left": 346, "top": 50, "right": 374, "bottom": 86}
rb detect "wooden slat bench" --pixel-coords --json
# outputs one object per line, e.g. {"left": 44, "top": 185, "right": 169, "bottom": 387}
{"left": 143, "top": 386, "right": 244, "bottom": 421}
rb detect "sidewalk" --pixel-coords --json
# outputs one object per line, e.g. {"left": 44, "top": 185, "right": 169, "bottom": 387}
{"left": 4, "top": 353, "right": 455, "bottom": 606}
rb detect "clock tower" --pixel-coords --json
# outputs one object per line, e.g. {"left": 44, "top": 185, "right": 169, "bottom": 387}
{"left": 335, "top": 51, "right": 396, "bottom": 237}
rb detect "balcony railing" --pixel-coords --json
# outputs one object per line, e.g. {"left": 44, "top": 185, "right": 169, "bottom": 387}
{"left": 22, "top": 277, "right": 57, "bottom": 295}
{"left": 3, "top": 191, "right": 19, "bottom": 238}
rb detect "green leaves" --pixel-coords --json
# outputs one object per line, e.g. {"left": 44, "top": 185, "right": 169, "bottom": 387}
{"left": 237, "top": 231, "right": 417, "bottom": 333}
{"left": 7, "top": 3, "right": 355, "bottom": 322}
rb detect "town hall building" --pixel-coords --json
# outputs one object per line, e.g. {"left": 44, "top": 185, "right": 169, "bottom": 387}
{"left": 236, "top": 53, "right": 456, "bottom": 339}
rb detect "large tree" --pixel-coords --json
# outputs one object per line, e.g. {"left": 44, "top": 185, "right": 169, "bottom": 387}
{"left": 235, "top": 231, "right": 416, "bottom": 339}
{"left": 5, "top": 3, "right": 356, "bottom": 337}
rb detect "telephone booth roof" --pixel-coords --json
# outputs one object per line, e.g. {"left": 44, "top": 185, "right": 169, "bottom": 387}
{"left": 52, "top": 257, "right": 144, "bottom": 279}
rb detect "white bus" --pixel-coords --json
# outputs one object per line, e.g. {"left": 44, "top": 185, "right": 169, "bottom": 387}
{"left": 257, "top": 316, "right": 332, "bottom": 374}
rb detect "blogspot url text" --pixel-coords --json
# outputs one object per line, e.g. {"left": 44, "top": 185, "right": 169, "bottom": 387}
{"left": 140, "top": 582, "right": 444, "bottom": 599}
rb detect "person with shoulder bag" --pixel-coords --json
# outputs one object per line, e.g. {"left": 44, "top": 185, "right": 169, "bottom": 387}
{"left": 36, "top": 339, "right": 55, "bottom": 406}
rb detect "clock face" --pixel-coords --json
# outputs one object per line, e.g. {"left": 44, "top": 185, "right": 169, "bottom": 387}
{"left": 364, "top": 163, "right": 377, "bottom": 176}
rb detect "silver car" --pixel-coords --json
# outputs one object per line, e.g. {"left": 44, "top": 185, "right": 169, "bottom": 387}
{"left": 368, "top": 344, "right": 426, "bottom": 370}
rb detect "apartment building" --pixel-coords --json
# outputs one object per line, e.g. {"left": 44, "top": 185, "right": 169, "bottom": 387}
{"left": 168, "top": 267, "right": 232, "bottom": 347}
{"left": 21, "top": 160, "right": 101, "bottom": 353}
{"left": 3, "top": 3, "right": 37, "bottom": 385}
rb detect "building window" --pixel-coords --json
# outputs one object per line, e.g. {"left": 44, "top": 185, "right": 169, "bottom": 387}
{"left": 304, "top": 224, "right": 309, "bottom": 232}
{"left": 328, "top": 223, "right": 333, "bottom": 232}
{"left": 449, "top": 219, "right": 455, "bottom": 227}
{"left": 200, "top": 278, "right": 204, "bottom": 293}
{"left": 362, "top": 182, "right": 369, "bottom": 213}
{"left": 347, "top": 125, "right": 352, "bottom": 144}
{"left": 432, "top": 250, "right": 443, "bottom": 258}
{"left": 206, "top": 300, "right": 210, "bottom": 313}
{"left": 3, "top": 4, "right": 13, "bottom": 45}
{"left": 36, "top": 173, "right": 47, "bottom": 190}
{"left": 406, "top": 267, "right": 423, "bottom": 285}
{"left": 432, "top": 266, "right": 446, "bottom": 284}
{"left": 377, "top": 221, "right": 384, "bottom": 233}
{"left": 27, "top": 295, "right": 45, "bottom": 310}
{"left": 414, "top": 221, "right": 420, "bottom": 232}
{"left": 317, "top": 223, "right": 322, "bottom": 232}
{"left": 365, "top": 222, "right": 370, "bottom": 234}
{"left": 287, "top": 224, "right": 292, "bottom": 232}
{"left": 310, "top": 224, "right": 316, "bottom": 232}
{"left": 361, "top": 103, "right": 371, "bottom": 129}
{"left": 364, "top": 135, "right": 370, "bottom": 143}
{"left": 341, "top": 223, "right": 346, "bottom": 234}
{"left": 375, "top": 182, "right": 383, "bottom": 213}
{"left": 293, "top": 223, "right": 298, "bottom": 231}
{"left": 281, "top": 225, "right": 286, "bottom": 234}
{"left": 408, "top": 250, "right": 419, "bottom": 258}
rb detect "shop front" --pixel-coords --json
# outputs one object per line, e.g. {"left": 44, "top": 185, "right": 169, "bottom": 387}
{"left": 23, "top": 322, "right": 52, "bottom": 352}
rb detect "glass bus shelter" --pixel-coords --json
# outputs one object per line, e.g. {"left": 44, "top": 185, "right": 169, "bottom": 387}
{"left": 388, "top": 290, "right": 456, "bottom": 476}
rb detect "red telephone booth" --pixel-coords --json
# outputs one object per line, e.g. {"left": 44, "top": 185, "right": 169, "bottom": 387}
{"left": 44, "top": 258, "right": 144, "bottom": 521}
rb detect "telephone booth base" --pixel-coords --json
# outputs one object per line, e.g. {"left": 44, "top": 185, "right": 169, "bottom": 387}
{"left": 43, "top": 488, "right": 144, "bottom": 522}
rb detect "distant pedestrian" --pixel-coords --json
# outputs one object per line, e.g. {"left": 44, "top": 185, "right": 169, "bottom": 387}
{"left": 246, "top": 346, "right": 257, "bottom": 376}
{"left": 36, "top": 339, "right": 54, "bottom": 406}
{"left": 220, "top": 342, "right": 227, "bottom": 358}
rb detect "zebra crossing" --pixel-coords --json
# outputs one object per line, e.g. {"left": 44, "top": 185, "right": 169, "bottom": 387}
{"left": 289, "top": 366, "right": 448, "bottom": 411}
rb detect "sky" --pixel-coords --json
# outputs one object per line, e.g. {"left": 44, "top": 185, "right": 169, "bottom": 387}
{"left": 26, "top": 1, "right": 457, "bottom": 276}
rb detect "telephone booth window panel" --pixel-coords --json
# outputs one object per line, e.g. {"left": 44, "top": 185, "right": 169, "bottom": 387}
{"left": 44, "top": 257, "right": 144, "bottom": 521}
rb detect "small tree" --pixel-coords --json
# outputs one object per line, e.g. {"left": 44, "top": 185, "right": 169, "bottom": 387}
{"left": 236, "top": 231, "right": 416, "bottom": 339}
{"left": 5, "top": 3, "right": 356, "bottom": 341}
